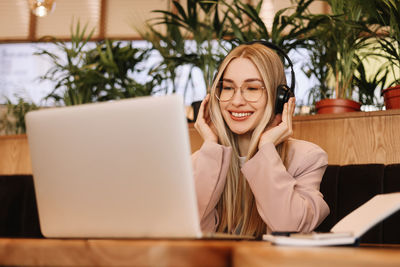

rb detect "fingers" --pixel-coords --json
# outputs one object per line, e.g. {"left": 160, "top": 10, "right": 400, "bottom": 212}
{"left": 194, "top": 96, "right": 205, "bottom": 134}
{"left": 194, "top": 94, "right": 218, "bottom": 143}
{"left": 287, "top": 97, "right": 295, "bottom": 134}
{"left": 203, "top": 94, "right": 211, "bottom": 123}
{"left": 259, "top": 97, "right": 296, "bottom": 148}
{"left": 196, "top": 95, "right": 207, "bottom": 121}
{"left": 289, "top": 97, "right": 296, "bottom": 115}
{"left": 195, "top": 94, "right": 209, "bottom": 125}
{"left": 277, "top": 97, "right": 295, "bottom": 136}
{"left": 281, "top": 97, "right": 294, "bottom": 118}
{"left": 282, "top": 103, "right": 288, "bottom": 122}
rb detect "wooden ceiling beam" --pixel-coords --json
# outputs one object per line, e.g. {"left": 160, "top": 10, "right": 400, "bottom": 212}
{"left": 28, "top": 12, "right": 37, "bottom": 41}
{"left": 99, "top": 0, "right": 107, "bottom": 40}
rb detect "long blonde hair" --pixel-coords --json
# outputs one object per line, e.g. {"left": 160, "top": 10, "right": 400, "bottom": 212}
{"left": 208, "top": 43, "right": 289, "bottom": 237}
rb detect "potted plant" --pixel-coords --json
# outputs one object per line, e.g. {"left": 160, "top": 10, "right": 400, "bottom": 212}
{"left": 304, "top": 0, "right": 374, "bottom": 114}
{"left": 353, "top": 61, "right": 389, "bottom": 110}
{"left": 370, "top": 0, "right": 400, "bottom": 109}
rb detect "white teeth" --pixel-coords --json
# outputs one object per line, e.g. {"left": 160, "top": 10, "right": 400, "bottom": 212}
{"left": 231, "top": 112, "right": 252, "bottom": 117}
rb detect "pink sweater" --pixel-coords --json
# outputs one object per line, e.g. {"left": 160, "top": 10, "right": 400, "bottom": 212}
{"left": 191, "top": 139, "right": 330, "bottom": 234}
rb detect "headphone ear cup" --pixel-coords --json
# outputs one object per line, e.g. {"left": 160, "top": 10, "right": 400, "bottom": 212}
{"left": 275, "top": 84, "right": 294, "bottom": 114}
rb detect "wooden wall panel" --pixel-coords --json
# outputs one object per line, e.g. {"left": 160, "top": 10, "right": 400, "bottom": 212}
{"left": 292, "top": 110, "right": 400, "bottom": 165}
{"left": 0, "top": 110, "right": 399, "bottom": 175}
{"left": 189, "top": 110, "right": 400, "bottom": 165}
{"left": 0, "top": 135, "right": 32, "bottom": 175}
{"left": 188, "top": 124, "right": 202, "bottom": 154}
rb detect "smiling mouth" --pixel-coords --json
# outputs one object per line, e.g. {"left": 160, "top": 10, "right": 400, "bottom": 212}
{"left": 230, "top": 111, "right": 253, "bottom": 120}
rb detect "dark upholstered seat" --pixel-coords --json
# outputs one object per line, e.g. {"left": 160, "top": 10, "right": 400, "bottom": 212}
{"left": 0, "top": 175, "right": 42, "bottom": 237}
{"left": 317, "top": 164, "right": 400, "bottom": 244}
{"left": 1, "top": 165, "right": 400, "bottom": 242}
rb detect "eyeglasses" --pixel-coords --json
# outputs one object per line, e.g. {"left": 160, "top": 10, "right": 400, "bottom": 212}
{"left": 215, "top": 81, "right": 266, "bottom": 102}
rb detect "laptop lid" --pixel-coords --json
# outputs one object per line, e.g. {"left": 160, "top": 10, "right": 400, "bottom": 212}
{"left": 26, "top": 94, "right": 202, "bottom": 238}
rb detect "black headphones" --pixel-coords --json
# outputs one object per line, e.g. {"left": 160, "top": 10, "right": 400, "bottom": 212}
{"left": 219, "top": 40, "right": 295, "bottom": 114}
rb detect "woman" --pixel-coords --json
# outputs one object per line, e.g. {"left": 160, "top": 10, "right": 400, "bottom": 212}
{"left": 192, "top": 42, "right": 329, "bottom": 238}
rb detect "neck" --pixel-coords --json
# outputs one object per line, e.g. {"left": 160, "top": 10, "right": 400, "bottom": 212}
{"left": 237, "top": 131, "right": 252, "bottom": 157}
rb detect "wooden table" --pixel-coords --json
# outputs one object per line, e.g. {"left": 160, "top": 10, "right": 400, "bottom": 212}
{"left": 1, "top": 238, "right": 399, "bottom": 267}
{"left": 234, "top": 243, "right": 400, "bottom": 267}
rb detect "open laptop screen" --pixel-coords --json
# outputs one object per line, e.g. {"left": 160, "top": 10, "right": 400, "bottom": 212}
{"left": 26, "top": 95, "right": 202, "bottom": 238}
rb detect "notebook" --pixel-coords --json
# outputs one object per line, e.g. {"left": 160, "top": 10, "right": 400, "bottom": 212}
{"left": 263, "top": 192, "right": 400, "bottom": 246}
{"left": 26, "top": 94, "right": 252, "bottom": 239}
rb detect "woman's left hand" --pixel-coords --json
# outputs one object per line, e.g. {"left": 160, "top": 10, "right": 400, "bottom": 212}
{"left": 258, "top": 97, "right": 296, "bottom": 148}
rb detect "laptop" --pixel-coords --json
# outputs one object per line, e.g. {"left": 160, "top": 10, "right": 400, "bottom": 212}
{"left": 26, "top": 94, "right": 208, "bottom": 238}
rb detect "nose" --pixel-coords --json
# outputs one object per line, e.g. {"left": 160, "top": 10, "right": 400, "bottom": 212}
{"left": 230, "top": 88, "right": 246, "bottom": 106}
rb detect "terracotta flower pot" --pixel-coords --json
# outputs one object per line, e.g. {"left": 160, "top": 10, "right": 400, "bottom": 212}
{"left": 315, "top": 98, "right": 361, "bottom": 114}
{"left": 382, "top": 85, "right": 400, "bottom": 110}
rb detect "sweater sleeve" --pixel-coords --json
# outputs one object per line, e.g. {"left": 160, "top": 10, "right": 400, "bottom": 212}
{"left": 191, "top": 141, "right": 232, "bottom": 232}
{"left": 241, "top": 141, "right": 330, "bottom": 233}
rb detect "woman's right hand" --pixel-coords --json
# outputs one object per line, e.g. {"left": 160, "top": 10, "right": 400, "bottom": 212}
{"left": 194, "top": 94, "right": 218, "bottom": 143}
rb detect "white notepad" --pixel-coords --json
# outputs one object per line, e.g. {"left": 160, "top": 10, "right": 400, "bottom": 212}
{"left": 263, "top": 192, "right": 400, "bottom": 246}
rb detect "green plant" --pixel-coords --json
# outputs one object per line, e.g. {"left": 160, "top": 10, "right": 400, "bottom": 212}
{"left": 353, "top": 61, "right": 389, "bottom": 107}
{"left": 367, "top": 0, "right": 400, "bottom": 86}
{"left": 141, "top": 0, "right": 232, "bottom": 93}
{"left": 302, "top": 38, "right": 334, "bottom": 104}
{"left": 0, "top": 97, "right": 39, "bottom": 135}
{"left": 225, "top": 0, "right": 328, "bottom": 53}
{"left": 36, "top": 22, "right": 154, "bottom": 106}
{"left": 324, "top": 0, "right": 372, "bottom": 99}
{"left": 141, "top": 0, "right": 328, "bottom": 101}
{"left": 301, "top": 0, "right": 380, "bottom": 106}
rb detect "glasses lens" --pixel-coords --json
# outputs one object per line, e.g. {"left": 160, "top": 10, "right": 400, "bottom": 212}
{"left": 218, "top": 82, "right": 235, "bottom": 101}
{"left": 216, "top": 81, "right": 264, "bottom": 102}
{"left": 242, "top": 83, "right": 264, "bottom": 102}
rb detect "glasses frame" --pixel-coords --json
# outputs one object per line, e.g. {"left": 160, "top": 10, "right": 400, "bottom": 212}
{"left": 215, "top": 80, "right": 266, "bottom": 103}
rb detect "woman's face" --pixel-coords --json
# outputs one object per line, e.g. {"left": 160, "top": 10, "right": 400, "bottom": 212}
{"left": 218, "top": 57, "right": 267, "bottom": 135}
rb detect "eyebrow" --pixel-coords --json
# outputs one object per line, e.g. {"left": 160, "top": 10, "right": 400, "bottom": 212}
{"left": 222, "top": 78, "right": 263, "bottom": 83}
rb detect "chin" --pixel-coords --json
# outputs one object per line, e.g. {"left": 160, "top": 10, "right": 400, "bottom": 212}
{"left": 228, "top": 123, "right": 255, "bottom": 135}
{"left": 230, "top": 128, "right": 249, "bottom": 135}
{"left": 223, "top": 115, "right": 258, "bottom": 135}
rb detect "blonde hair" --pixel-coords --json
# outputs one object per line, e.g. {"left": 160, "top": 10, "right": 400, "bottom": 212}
{"left": 208, "top": 43, "right": 289, "bottom": 237}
